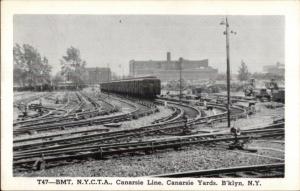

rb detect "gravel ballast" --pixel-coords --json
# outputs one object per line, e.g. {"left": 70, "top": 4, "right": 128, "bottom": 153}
{"left": 15, "top": 144, "right": 283, "bottom": 177}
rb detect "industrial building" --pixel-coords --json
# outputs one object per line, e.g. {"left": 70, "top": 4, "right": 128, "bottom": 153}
{"left": 86, "top": 67, "right": 111, "bottom": 84}
{"left": 263, "top": 62, "right": 285, "bottom": 76}
{"left": 129, "top": 52, "right": 218, "bottom": 82}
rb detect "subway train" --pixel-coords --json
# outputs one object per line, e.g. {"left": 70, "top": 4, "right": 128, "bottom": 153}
{"left": 100, "top": 76, "right": 161, "bottom": 98}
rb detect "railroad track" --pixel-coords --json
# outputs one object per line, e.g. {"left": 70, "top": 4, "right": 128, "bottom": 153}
{"left": 15, "top": 123, "right": 283, "bottom": 153}
{"left": 13, "top": 93, "right": 157, "bottom": 136}
{"left": 157, "top": 100, "right": 201, "bottom": 119}
{"left": 67, "top": 92, "right": 88, "bottom": 114}
{"left": 13, "top": 112, "right": 128, "bottom": 136}
{"left": 13, "top": 92, "right": 283, "bottom": 172}
{"left": 156, "top": 97, "right": 247, "bottom": 124}
{"left": 13, "top": 120, "right": 187, "bottom": 151}
{"left": 152, "top": 104, "right": 184, "bottom": 124}
{"left": 13, "top": 127, "right": 110, "bottom": 143}
{"left": 13, "top": 123, "right": 284, "bottom": 170}
{"left": 14, "top": 97, "right": 255, "bottom": 150}
{"left": 13, "top": 92, "right": 73, "bottom": 126}
{"left": 153, "top": 98, "right": 204, "bottom": 125}
{"left": 152, "top": 163, "right": 284, "bottom": 178}
{"left": 113, "top": 94, "right": 159, "bottom": 118}
{"left": 13, "top": 92, "right": 50, "bottom": 107}
{"left": 13, "top": 92, "right": 53, "bottom": 121}
{"left": 13, "top": 92, "right": 117, "bottom": 130}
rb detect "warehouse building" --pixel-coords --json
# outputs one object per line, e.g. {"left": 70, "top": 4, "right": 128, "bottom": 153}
{"left": 129, "top": 52, "right": 218, "bottom": 82}
{"left": 86, "top": 67, "right": 111, "bottom": 84}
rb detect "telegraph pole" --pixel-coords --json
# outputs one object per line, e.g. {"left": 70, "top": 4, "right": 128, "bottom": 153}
{"left": 225, "top": 17, "right": 231, "bottom": 128}
{"left": 221, "top": 17, "right": 236, "bottom": 128}
{"left": 107, "top": 63, "right": 110, "bottom": 98}
{"left": 179, "top": 57, "right": 183, "bottom": 103}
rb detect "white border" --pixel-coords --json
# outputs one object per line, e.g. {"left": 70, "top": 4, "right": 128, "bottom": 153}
{"left": 1, "top": 0, "right": 300, "bottom": 190}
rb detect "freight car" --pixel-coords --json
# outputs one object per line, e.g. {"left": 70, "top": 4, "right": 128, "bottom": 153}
{"left": 100, "top": 76, "right": 161, "bottom": 98}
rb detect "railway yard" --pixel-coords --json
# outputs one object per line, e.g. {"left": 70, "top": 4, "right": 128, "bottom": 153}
{"left": 13, "top": 84, "right": 284, "bottom": 178}
{"left": 5, "top": 12, "right": 298, "bottom": 191}
{"left": 13, "top": 79, "right": 285, "bottom": 177}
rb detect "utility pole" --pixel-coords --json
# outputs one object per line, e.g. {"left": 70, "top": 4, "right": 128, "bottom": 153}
{"left": 179, "top": 57, "right": 183, "bottom": 103}
{"left": 107, "top": 63, "right": 110, "bottom": 98}
{"left": 221, "top": 17, "right": 236, "bottom": 128}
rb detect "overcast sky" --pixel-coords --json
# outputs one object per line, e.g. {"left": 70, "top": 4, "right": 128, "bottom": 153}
{"left": 14, "top": 15, "right": 284, "bottom": 75}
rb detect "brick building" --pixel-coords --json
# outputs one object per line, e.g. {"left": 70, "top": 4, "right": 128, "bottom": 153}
{"left": 86, "top": 67, "right": 111, "bottom": 84}
{"left": 129, "top": 52, "right": 218, "bottom": 82}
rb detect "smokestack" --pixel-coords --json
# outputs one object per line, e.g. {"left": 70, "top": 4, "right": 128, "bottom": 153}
{"left": 167, "top": 52, "right": 171, "bottom": 62}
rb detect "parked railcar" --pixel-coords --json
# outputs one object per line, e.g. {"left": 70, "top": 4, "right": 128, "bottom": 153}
{"left": 272, "top": 89, "right": 285, "bottom": 103}
{"left": 100, "top": 76, "right": 161, "bottom": 98}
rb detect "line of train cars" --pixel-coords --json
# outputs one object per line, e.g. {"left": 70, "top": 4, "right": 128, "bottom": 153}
{"left": 100, "top": 76, "right": 161, "bottom": 99}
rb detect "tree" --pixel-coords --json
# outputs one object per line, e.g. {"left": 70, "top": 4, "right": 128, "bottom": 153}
{"left": 238, "top": 60, "right": 250, "bottom": 82}
{"left": 13, "top": 43, "right": 52, "bottom": 88}
{"left": 52, "top": 72, "right": 64, "bottom": 86}
{"left": 39, "top": 57, "right": 52, "bottom": 85}
{"left": 60, "top": 47, "right": 88, "bottom": 88}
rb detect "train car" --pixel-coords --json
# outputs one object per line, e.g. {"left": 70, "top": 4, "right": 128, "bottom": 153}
{"left": 100, "top": 76, "right": 161, "bottom": 98}
{"left": 272, "top": 89, "right": 285, "bottom": 103}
